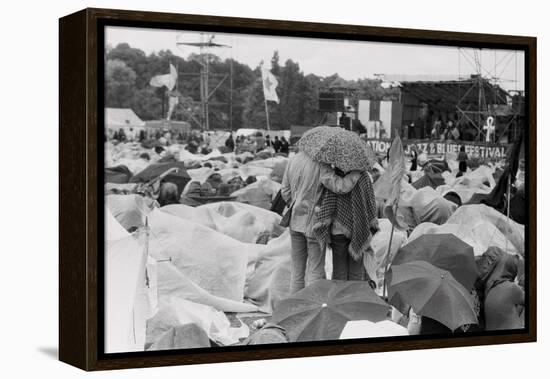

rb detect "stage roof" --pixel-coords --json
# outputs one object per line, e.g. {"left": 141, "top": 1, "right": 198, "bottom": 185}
{"left": 399, "top": 78, "right": 510, "bottom": 108}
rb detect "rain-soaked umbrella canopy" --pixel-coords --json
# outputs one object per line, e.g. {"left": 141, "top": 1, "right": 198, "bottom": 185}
{"left": 422, "top": 159, "right": 450, "bottom": 174}
{"left": 411, "top": 172, "right": 445, "bottom": 190}
{"left": 130, "top": 161, "right": 191, "bottom": 196}
{"left": 388, "top": 261, "right": 477, "bottom": 331}
{"left": 392, "top": 234, "right": 478, "bottom": 291}
{"left": 298, "top": 126, "right": 376, "bottom": 172}
{"left": 105, "top": 165, "right": 133, "bottom": 184}
{"left": 271, "top": 280, "right": 390, "bottom": 342}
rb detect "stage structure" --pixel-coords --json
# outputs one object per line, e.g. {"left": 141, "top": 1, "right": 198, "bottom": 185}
{"left": 455, "top": 48, "right": 524, "bottom": 143}
{"left": 318, "top": 77, "right": 361, "bottom": 132}
{"left": 384, "top": 48, "right": 524, "bottom": 143}
{"left": 175, "top": 33, "right": 233, "bottom": 131}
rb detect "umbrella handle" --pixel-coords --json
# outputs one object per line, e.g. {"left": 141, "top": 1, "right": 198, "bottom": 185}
{"left": 135, "top": 167, "right": 180, "bottom": 198}
{"left": 144, "top": 167, "right": 179, "bottom": 187}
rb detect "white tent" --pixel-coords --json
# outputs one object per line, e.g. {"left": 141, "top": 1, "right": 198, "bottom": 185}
{"left": 105, "top": 108, "right": 145, "bottom": 131}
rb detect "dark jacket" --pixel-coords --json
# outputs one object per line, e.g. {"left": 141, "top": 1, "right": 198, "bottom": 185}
{"left": 225, "top": 137, "right": 235, "bottom": 152}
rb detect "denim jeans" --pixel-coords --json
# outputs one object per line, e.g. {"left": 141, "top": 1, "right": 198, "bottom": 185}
{"left": 330, "top": 234, "right": 366, "bottom": 281}
{"left": 289, "top": 230, "right": 326, "bottom": 294}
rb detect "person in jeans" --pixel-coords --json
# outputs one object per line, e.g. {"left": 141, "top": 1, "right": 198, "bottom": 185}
{"left": 316, "top": 170, "right": 378, "bottom": 284}
{"left": 281, "top": 152, "right": 361, "bottom": 294}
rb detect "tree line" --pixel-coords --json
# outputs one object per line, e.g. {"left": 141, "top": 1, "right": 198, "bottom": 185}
{"left": 105, "top": 43, "right": 398, "bottom": 130}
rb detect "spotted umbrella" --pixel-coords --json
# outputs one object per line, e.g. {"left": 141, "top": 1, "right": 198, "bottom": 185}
{"left": 388, "top": 261, "right": 477, "bottom": 331}
{"left": 298, "top": 126, "right": 376, "bottom": 172}
{"left": 271, "top": 280, "right": 390, "bottom": 342}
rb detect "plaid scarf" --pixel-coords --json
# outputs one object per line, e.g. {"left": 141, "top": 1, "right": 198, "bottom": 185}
{"left": 313, "top": 172, "right": 379, "bottom": 261}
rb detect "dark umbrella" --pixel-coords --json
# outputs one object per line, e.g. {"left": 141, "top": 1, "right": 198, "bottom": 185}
{"left": 130, "top": 161, "right": 191, "bottom": 196}
{"left": 298, "top": 126, "right": 376, "bottom": 172}
{"left": 105, "top": 165, "right": 133, "bottom": 184}
{"left": 392, "top": 234, "right": 478, "bottom": 290}
{"left": 422, "top": 159, "right": 450, "bottom": 174}
{"left": 411, "top": 172, "right": 445, "bottom": 190}
{"left": 388, "top": 261, "right": 477, "bottom": 331}
{"left": 271, "top": 280, "right": 390, "bottom": 342}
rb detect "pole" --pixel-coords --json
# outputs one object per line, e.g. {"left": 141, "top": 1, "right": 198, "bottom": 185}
{"left": 264, "top": 98, "right": 271, "bottom": 133}
{"left": 505, "top": 174, "right": 512, "bottom": 253}
{"left": 205, "top": 47, "right": 210, "bottom": 131}
{"left": 382, "top": 203, "right": 398, "bottom": 300}
{"left": 229, "top": 58, "right": 234, "bottom": 131}
{"left": 382, "top": 223, "right": 396, "bottom": 300}
{"left": 144, "top": 217, "right": 150, "bottom": 288}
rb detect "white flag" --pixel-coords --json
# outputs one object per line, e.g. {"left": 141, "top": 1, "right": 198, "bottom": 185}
{"left": 261, "top": 66, "right": 279, "bottom": 103}
{"left": 167, "top": 96, "right": 179, "bottom": 120}
{"left": 149, "top": 63, "right": 177, "bottom": 91}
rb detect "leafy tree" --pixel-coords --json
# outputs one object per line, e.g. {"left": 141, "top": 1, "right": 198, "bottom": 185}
{"left": 104, "top": 43, "right": 400, "bottom": 128}
{"left": 131, "top": 87, "right": 163, "bottom": 120}
{"left": 107, "top": 43, "right": 149, "bottom": 88}
{"left": 105, "top": 59, "right": 137, "bottom": 108}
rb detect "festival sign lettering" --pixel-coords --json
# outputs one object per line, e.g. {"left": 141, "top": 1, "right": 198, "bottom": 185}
{"left": 365, "top": 139, "right": 510, "bottom": 159}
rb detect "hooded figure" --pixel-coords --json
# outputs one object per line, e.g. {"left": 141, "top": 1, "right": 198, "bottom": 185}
{"left": 475, "top": 247, "right": 524, "bottom": 331}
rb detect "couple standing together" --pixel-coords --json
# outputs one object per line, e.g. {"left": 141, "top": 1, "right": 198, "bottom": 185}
{"left": 281, "top": 151, "right": 379, "bottom": 294}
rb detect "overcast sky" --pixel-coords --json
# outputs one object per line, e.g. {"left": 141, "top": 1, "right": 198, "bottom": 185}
{"left": 106, "top": 26, "right": 525, "bottom": 91}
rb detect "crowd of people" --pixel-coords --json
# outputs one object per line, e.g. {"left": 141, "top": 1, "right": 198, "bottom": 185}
{"left": 105, "top": 124, "right": 525, "bottom": 349}
{"left": 278, "top": 136, "right": 524, "bottom": 335}
{"left": 108, "top": 127, "right": 292, "bottom": 158}
{"left": 225, "top": 132, "right": 290, "bottom": 155}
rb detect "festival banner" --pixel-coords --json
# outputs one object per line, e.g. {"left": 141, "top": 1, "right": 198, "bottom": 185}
{"left": 364, "top": 138, "right": 511, "bottom": 159}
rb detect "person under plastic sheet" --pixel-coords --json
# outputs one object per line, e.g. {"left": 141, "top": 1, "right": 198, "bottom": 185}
{"left": 474, "top": 247, "right": 524, "bottom": 331}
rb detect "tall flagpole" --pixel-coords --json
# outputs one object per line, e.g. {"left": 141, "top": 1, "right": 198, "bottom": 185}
{"left": 261, "top": 62, "right": 271, "bottom": 134}
{"left": 261, "top": 62, "right": 274, "bottom": 161}
{"left": 264, "top": 97, "right": 271, "bottom": 134}
{"left": 264, "top": 83, "right": 274, "bottom": 161}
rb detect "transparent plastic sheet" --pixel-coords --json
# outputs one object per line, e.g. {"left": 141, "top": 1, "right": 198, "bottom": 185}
{"left": 161, "top": 202, "right": 283, "bottom": 244}
{"left": 408, "top": 205, "right": 524, "bottom": 256}
{"left": 437, "top": 164, "right": 499, "bottom": 204}
{"left": 243, "top": 156, "right": 288, "bottom": 169}
{"left": 446, "top": 204, "right": 524, "bottom": 255}
{"left": 147, "top": 209, "right": 260, "bottom": 308}
{"left": 146, "top": 298, "right": 249, "bottom": 350}
{"left": 407, "top": 187, "right": 458, "bottom": 225}
{"left": 370, "top": 218, "right": 408, "bottom": 288}
{"left": 106, "top": 193, "right": 155, "bottom": 231}
{"left": 339, "top": 320, "right": 409, "bottom": 339}
{"left": 243, "top": 231, "right": 292, "bottom": 313}
{"left": 186, "top": 167, "right": 216, "bottom": 184}
{"left": 237, "top": 165, "right": 274, "bottom": 180}
{"left": 230, "top": 178, "right": 281, "bottom": 210}
{"left": 104, "top": 230, "right": 156, "bottom": 353}
{"left": 154, "top": 260, "right": 258, "bottom": 313}
{"left": 106, "top": 206, "right": 130, "bottom": 241}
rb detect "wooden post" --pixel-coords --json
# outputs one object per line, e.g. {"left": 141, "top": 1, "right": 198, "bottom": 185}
{"left": 382, "top": 223, "right": 396, "bottom": 300}
{"left": 382, "top": 203, "right": 398, "bottom": 300}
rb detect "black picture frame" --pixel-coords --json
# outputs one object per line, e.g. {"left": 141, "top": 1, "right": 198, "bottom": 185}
{"left": 59, "top": 7, "right": 537, "bottom": 371}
